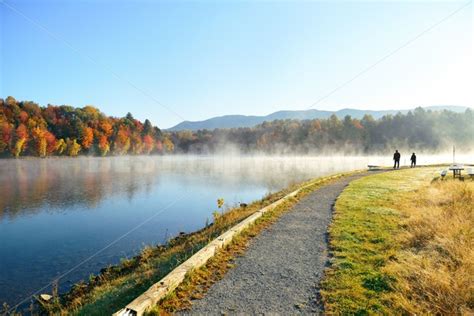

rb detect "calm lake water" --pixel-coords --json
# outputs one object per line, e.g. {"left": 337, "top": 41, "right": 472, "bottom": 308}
{"left": 0, "top": 154, "right": 470, "bottom": 308}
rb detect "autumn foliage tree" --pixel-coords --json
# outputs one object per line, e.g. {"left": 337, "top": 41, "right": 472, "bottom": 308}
{"left": 98, "top": 135, "right": 110, "bottom": 156}
{"left": 13, "top": 124, "right": 29, "bottom": 157}
{"left": 143, "top": 135, "right": 154, "bottom": 154}
{"left": 0, "top": 97, "right": 165, "bottom": 158}
{"left": 31, "top": 127, "right": 47, "bottom": 157}
{"left": 67, "top": 138, "right": 82, "bottom": 157}
{"left": 0, "top": 121, "right": 13, "bottom": 152}
{"left": 44, "top": 131, "right": 58, "bottom": 155}
{"left": 162, "top": 137, "right": 174, "bottom": 153}
{"left": 81, "top": 127, "right": 94, "bottom": 150}
{"left": 56, "top": 139, "right": 67, "bottom": 155}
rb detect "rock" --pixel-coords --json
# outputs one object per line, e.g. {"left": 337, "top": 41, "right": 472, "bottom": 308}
{"left": 39, "top": 294, "right": 52, "bottom": 301}
{"left": 294, "top": 303, "right": 305, "bottom": 310}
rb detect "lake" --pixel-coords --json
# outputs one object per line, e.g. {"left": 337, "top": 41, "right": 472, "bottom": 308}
{"left": 0, "top": 154, "right": 468, "bottom": 308}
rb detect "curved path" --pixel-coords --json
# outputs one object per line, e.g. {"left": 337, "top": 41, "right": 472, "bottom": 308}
{"left": 182, "top": 172, "right": 375, "bottom": 315}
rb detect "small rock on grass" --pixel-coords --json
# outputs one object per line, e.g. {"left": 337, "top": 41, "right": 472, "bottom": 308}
{"left": 294, "top": 303, "right": 305, "bottom": 309}
{"left": 39, "top": 294, "right": 52, "bottom": 301}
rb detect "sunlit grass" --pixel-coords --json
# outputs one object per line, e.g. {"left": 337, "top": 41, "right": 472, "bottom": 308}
{"left": 321, "top": 167, "right": 473, "bottom": 314}
{"left": 385, "top": 179, "right": 474, "bottom": 314}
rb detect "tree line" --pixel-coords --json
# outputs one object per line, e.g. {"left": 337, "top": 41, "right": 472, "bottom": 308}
{"left": 0, "top": 96, "right": 174, "bottom": 157}
{"left": 1, "top": 96, "right": 472, "bottom": 157}
{"left": 168, "top": 107, "right": 473, "bottom": 154}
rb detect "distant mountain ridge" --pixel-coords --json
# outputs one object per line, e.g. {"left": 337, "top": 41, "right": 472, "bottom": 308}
{"left": 167, "top": 105, "right": 469, "bottom": 131}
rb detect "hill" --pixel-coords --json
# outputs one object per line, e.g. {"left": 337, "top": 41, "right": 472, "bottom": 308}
{"left": 167, "top": 106, "right": 469, "bottom": 131}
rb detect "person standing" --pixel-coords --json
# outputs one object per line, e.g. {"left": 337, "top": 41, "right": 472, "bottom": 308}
{"left": 393, "top": 150, "right": 401, "bottom": 169}
{"left": 410, "top": 152, "right": 417, "bottom": 168}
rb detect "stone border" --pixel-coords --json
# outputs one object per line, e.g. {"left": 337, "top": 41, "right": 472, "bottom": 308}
{"left": 114, "top": 173, "right": 350, "bottom": 316}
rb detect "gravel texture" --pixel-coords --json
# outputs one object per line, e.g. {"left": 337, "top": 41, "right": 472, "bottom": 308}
{"left": 182, "top": 173, "right": 372, "bottom": 315}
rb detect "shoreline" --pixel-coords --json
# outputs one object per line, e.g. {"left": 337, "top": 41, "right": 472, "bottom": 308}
{"left": 33, "top": 169, "right": 366, "bottom": 315}
{"left": 114, "top": 171, "right": 363, "bottom": 315}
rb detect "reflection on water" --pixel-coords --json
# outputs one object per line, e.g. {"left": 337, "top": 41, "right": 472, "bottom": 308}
{"left": 0, "top": 154, "right": 470, "bottom": 307}
{"left": 0, "top": 155, "right": 378, "bottom": 220}
{"left": 1, "top": 158, "right": 162, "bottom": 220}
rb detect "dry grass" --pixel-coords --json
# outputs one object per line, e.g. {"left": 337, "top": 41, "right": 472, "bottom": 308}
{"left": 322, "top": 167, "right": 474, "bottom": 315}
{"left": 385, "top": 180, "right": 474, "bottom": 314}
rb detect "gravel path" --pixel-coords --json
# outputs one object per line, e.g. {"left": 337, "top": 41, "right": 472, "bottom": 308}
{"left": 182, "top": 173, "right": 373, "bottom": 315}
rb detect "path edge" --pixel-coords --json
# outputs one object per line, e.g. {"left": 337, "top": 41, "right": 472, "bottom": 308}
{"left": 113, "top": 171, "right": 364, "bottom": 316}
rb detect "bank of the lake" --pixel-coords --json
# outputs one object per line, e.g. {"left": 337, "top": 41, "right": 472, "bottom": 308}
{"left": 37, "top": 171, "right": 361, "bottom": 315}
{"left": 2, "top": 155, "right": 385, "bottom": 309}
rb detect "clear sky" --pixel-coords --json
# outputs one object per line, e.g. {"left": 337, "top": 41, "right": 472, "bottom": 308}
{"left": 1, "top": 0, "right": 472, "bottom": 128}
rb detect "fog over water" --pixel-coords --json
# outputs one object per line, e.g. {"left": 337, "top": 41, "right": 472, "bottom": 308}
{"left": 0, "top": 153, "right": 472, "bottom": 307}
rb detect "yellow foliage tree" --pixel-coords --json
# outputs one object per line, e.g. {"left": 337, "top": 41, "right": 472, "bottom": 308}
{"left": 13, "top": 138, "right": 26, "bottom": 157}
{"left": 31, "top": 127, "right": 47, "bottom": 157}
{"left": 162, "top": 137, "right": 174, "bottom": 153}
{"left": 67, "top": 138, "right": 81, "bottom": 157}
{"left": 56, "top": 139, "right": 67, "bottom": 155}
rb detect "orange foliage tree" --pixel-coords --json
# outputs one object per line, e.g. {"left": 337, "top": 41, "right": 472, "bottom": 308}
{"left": 143, "top": 135, "right": 154, "bottom": 154}
{"left": 0, "top": 121, "right": 13, "bottom": 153}
{"left": 98, "top": 135, "right": 110, "bottom": 156}
{"left": 31, "top": 127, "right": 47, "bottom": 157}
{"left": 114, "top": 127, "right": 131, "bottom": 154}
{"left": 81, "top": 127, "right": 94, "bottom": 150}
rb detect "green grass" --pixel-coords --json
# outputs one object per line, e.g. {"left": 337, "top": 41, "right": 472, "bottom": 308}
{"left": 321, "top": 167, "right": 438, "bottom": 314}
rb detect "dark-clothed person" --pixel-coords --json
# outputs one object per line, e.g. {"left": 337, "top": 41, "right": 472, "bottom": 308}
{"left": 410, "top": 153, "right": 416, "bottom": 168}
{"left": 393, "top": 150, "right": 401, "bottom": 169}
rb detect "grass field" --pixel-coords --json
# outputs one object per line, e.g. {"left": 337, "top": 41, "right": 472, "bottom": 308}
{"left": 321, "top": 167, "right": 474, "bottom": 314}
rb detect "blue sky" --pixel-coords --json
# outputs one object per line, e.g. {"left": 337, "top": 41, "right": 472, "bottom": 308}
{"left": 1, "top": 0, "right": 472, "bottom": 128}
